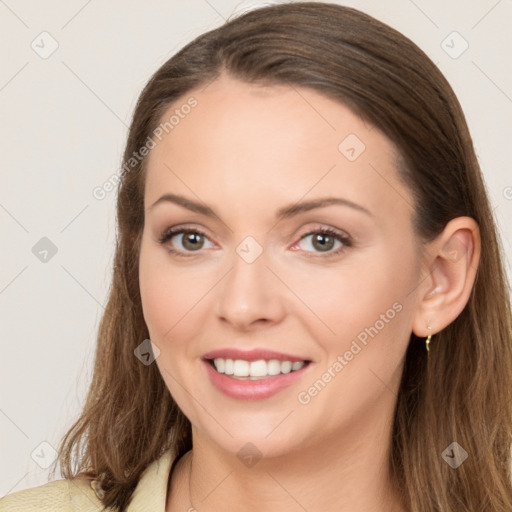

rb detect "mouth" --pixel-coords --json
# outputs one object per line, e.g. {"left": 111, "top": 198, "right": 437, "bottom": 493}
{"left": 201, "top": 350, "right": 313, "bottom": 400}
{"left": 206, "top": 357, "right": 311, "bottom": 380}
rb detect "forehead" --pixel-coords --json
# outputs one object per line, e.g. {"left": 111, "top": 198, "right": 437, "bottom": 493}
{"left": 144, "top": 73, "right": 412, "bottom": 225}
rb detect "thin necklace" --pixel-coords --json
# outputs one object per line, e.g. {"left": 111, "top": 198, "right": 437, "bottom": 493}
{"left": 187, "top": 451, "right": 197, "bottom": 511}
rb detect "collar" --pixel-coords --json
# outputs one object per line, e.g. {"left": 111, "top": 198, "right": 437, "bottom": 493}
{"left": 127, "top": 447, "right": 175, "bottom": 511}
{"left": 88, "top": 447, "right": 176, "bottom": 511}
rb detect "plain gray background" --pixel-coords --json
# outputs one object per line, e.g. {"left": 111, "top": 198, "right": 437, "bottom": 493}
{"left": 1, "top": 0, "right": 511, "bottom": 496}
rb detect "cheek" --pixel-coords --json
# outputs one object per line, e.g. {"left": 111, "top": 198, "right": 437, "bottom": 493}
{"left": 138, "top": 236, "right": 221, "bottom": 372}
{"left": 138, "top": 242, "right": 202, "bottom": 402}
{"left": 139, "top": 238, "right": 201, "bottom": 338}
{"left": 296, "top": 253, "right": 415, "bottom": 427}
{"left": 139, "top": 250, "right": 215, "bottom": 431}
{"left": 306, "top": 245, "right": 415, "bottom": 359}
{"left": 139, "top": 245, "right": 174, "bottom": 337}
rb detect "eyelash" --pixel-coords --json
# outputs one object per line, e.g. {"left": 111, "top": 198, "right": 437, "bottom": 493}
{"left": 156, "top": 226, "right": 353, "bottom": 259}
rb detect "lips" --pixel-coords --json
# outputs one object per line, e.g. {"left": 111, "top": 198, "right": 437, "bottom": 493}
{"left": 202, "top": 348, "right": 312, "bottom": 400}
{"left": 202, "top": 348, "right": 309, "bottom": 362}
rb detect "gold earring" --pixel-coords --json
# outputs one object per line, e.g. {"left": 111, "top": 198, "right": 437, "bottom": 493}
{"left": 426, "top": 321, "right": 433, "bottom": 354}
{"left": 425, "top": 334, "right": 432, "bottom": 352}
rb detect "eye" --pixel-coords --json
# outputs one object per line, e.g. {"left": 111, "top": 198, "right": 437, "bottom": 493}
{"left": 292, "top": 227, "right": 352, "bottom": 258}
{"left": 157, "top": 225, "right": 352, "bottom": 259}
{"left": 157, "top": 227, "right": 214, "bottom": 257}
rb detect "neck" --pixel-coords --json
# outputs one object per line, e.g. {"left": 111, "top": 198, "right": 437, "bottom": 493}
{"left": 171, "top": 406, "right": 405, "bottom": 512}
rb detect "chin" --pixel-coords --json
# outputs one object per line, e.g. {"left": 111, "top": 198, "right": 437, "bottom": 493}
{"left": 191, "top": 410, "right": 311, "bottom": 461}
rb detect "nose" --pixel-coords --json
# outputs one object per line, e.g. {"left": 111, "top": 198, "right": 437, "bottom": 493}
{"left": 215, "top": 247, "right": 286, "bottom": 331}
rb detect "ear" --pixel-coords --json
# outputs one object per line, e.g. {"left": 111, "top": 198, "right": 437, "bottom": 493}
{"left": 412, "top": 216, "right": 481, "bottom": 338}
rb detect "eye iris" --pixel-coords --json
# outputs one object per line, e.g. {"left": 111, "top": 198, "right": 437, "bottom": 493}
{"left": 182, "top": 232, "right": 204, "bottom": 251}
{"left": 313, "top": 233, "right": 334, "bottom": 252}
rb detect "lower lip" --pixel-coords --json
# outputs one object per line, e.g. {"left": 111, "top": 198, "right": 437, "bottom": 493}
{"left": 203, "top": 360, "right": 311, "bottom": 400}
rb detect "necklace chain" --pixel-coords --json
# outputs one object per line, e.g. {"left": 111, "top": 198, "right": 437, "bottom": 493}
{"left": 187, "top": 451, "right": 197, "bottom": 511}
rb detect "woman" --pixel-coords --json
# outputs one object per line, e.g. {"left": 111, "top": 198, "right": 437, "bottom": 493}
{"left": 2, "top": 2, "right": 511, "bottom": 511}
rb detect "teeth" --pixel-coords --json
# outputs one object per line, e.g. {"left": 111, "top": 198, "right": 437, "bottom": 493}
{"left": 224, "top": 359, "right": 234, "bottom": 375}
{"left": 267, "top": 360, "right": 281, "bottom": 376}
{"left": 233, "top": 359, "right": 249, "bottom": 377}
{"left": 212, "top": 358, "right": 306, "bottom": 378}
{"left": 215, "top": 358, "right": 225, "bottom": 373}
{"left": 281, "top": 361, "right": 292, "bottom": 374}
{"left": 249, "top": 359, "right": 267, "bottom": 377}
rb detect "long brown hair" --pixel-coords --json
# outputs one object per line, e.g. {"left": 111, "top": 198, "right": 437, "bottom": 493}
{"left": 52, "top": 3, "right": 512, "bottom": 510}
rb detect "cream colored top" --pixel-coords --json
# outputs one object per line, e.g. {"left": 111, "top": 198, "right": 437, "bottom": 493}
{"left": 0, "top": 448, "right": 175, "bottom": 512}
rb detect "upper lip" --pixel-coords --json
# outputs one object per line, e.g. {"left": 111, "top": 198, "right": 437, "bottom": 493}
{"left": 202, "top": 348, "right": 310, "bottom": 363}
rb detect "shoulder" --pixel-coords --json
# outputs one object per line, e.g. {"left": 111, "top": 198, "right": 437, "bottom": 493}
{"left": 0, "top": 476, "right": 106, "bottom": 512}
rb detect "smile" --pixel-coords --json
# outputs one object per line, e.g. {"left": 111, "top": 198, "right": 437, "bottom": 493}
{"left": 210, "top": 358, "right": 307, "bottom": 379}
{"left": 203, "top": 357, "right": 312, "bottom": 400}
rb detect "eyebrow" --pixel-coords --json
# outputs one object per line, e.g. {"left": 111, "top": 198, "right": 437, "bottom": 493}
{"left": 149, "top": 193, "right": 373, "bottom": 219}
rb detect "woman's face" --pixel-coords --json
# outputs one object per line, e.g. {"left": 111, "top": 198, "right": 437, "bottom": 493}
{"left": 139, "top": 73, "right": 424, "bottom": 457}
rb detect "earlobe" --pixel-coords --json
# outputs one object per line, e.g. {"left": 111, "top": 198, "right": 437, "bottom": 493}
{"left": 412, "top": 216, "right": 481, "bottom": 339}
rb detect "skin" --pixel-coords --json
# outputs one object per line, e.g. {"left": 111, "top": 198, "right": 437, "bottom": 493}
{"left": 138, "top": 73, "right": 481, "bottom": 512}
